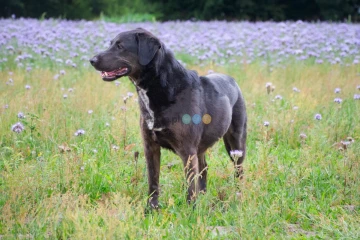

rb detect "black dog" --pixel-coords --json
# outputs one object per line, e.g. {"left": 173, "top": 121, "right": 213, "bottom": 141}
{"left": 90, "top": 28, "right": 247, "bottom": 209}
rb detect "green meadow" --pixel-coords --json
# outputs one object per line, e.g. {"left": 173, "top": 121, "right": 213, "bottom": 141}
{"left": 1, "top": 57, "right": 359, "bottom": 239}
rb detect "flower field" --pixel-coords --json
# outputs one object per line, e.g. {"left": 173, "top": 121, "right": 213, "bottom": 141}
{"left": 0, "top": 18, "right": 359, "bottom": 239}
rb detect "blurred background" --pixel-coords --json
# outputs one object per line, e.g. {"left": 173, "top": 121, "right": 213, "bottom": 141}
{"left": 0, "top": 0, "right": 359, "bottom": 22}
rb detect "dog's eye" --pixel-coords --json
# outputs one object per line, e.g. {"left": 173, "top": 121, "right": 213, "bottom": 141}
{"left": 117, "top": 43, "right": 123, "bottom": 49}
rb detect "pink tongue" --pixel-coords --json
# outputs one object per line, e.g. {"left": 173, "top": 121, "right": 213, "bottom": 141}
{"left": 102, "top": 68, "right": 128, "bottom": 77}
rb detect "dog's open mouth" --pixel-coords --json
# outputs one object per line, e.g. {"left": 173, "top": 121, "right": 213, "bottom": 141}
{"left": 101, "top": 67, "right": 130, "bottom": 81}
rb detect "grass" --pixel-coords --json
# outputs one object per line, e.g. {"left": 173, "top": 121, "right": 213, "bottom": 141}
{"left": 0, "top": 58, "right": 359, "bottom": 239}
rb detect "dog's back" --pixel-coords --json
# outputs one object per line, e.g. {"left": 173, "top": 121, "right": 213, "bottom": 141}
{"left": 202, "top": 73, "right": 242, "bottom": 106}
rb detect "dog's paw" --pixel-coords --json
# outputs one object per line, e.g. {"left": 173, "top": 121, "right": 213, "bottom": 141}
{"left": 144, "top": 200, "right": 159, "bottom": 215}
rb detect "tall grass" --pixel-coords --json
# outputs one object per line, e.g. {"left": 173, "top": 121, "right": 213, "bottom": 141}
{"left": 0, "top": 59, "right": 359, "bottom": 239}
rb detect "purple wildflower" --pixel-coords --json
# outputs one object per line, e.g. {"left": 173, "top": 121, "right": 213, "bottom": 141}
{"left": 292, "top": 87, "right": 300, "bottom": 93}
{"left": 230, "top": 150, "right": 243, "bottom": 160}
{"left": 6, "top": 78, "right": 13, "bottom": 85}
{"left": 65, "top": 59, "right": 72, "bottom": 65}
{"left": 314, "top": 113, "right": 322, "bottom": 120}
{"left": 341, "top": 141, "right": 351, "bottom": 147}
{"left": 275, "top": 95, "right": 283, "bottom": 100}
{"left": 25, "top": 85, "right": 31, "bottom": 90}
{"left": 88, "top": 110, "right": 93, "bottom": 114}
{"left": 264, "top": 121, "right": 270, "bottom": 127}
{"left": 299, "top": 133, "right": 307, "bottom": 139}
{"left": 334, "top": 88, "right": 341, "bottom": 94}
{"left": 17, "top": 112, "right": 25, "bottom": 118}
{"left": 11, "top": 122, "right": 25, "bottom": 133}
{"left": 60, "top": 70, "right": 66, "bottom": 75}
{"left": 63, "top": 94, "right": 68, "bottom": 99}
{"left": 74, "top": 129, "right": 85, "bottom": 136}
{"left": 354, "top": 94, "right": 360, "bottom": 100}
{"left": 334, "top": 98, "right": 342, "bottom": 103}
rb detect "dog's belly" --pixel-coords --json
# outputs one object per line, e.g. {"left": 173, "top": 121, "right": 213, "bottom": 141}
{"left": 151, "top": 129, "right": 176, "bottom": 152}
{"left": 150, "top": 112, "right": 231, "bottom": 154}
{"left": 199, "top": 116, "right": 231, "bottom": 151}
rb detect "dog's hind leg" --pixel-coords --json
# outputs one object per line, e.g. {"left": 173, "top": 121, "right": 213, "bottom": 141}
{"left": 223, "top": 98, "right": 247, "bottom": 179}
{"left": 224, "top": 129, "right": 246, "bottom": 179}
{"left": 198, "top": 152, "right": 208, "bottom": 193}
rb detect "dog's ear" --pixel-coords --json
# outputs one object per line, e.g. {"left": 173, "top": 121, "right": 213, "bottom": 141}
{"left": 136, "top": 32, "right": 161, "bottom": 66}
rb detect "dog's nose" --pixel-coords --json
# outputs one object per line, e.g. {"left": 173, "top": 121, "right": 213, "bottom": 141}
{"left": 89, "top": 56, "right": 99, "bottom": 66}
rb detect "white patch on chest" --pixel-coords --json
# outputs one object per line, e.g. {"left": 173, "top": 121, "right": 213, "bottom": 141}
{"left": 138, "top": 89, "right": 155, "bottom": 130}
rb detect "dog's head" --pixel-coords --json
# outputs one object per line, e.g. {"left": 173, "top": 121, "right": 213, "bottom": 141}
{"left": 90, "top": 28, "right": 161, "bottom": 81}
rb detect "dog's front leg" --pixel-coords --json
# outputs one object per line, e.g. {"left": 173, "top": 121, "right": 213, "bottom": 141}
{"left": 141, "top": 123, "right": 161, "bottom": 209}
{"left": 179, "top": 152, "right": 200, "bottom": 203}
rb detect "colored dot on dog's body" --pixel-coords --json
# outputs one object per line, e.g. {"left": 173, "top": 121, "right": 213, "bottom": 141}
{"left": 202, "top": 114, "right": 212, "bottom": 124}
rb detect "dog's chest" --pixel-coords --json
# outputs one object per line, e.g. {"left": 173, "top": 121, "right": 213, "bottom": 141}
{"left": 138, "top": 88, "right": 157, "bottom": 130}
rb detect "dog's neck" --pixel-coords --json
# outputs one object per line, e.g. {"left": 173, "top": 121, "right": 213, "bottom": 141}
{"left": 130, "top": 46, "right": 199, "bottom": 130}
{"left": 133, "top": 46, "right": 195, "bottom": 107}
